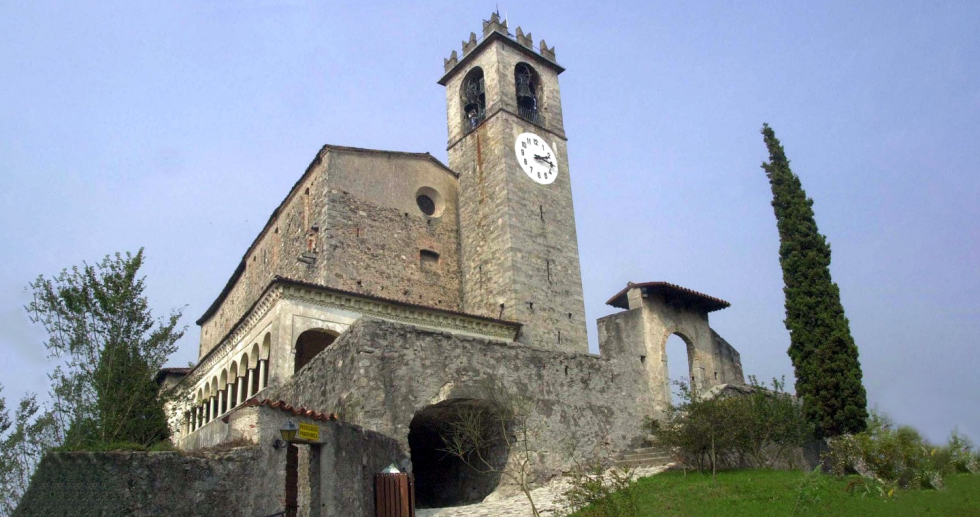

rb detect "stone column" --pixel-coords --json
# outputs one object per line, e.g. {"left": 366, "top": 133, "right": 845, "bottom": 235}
{"left": 237, "top": 376, "right": 246, "bottom": 405}
{"left": 226, "top": 384, "right": 234, "bottom": 410}
{"left": 258, "top": 360, "right": 268, "bottom": 392}
{"left": 246, "top": 369, "right": 255, "bottom": 399}
{"left": 218, "top": 390, "right": 225, "bottom": 417}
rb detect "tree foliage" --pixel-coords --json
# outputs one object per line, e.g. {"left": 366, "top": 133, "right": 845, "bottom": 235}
{"left": 26, "top": 248, "right": 184, "bottom": 448}
{"left": 761, "top": 124, "right": 868, "bottom": 437}
{"left": 648, "top": 377, "right": 814, "bottom": 474}
{"left": 0, "top": 387, "right": 57, "bottom": 517}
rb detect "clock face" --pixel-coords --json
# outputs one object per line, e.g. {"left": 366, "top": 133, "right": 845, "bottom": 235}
{"left": 514, "top": 132, "right": 559, "bottom": 185}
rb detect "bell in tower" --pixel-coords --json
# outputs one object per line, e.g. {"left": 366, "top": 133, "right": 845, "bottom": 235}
{"left": 462, "top": 69, "right": 486, "bottom": 130}
{"left": 515, "top": 63, "right": 539, "bottom": 123}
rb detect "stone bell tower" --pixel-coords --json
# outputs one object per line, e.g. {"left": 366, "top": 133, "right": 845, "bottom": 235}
{"left": 439, "top": 14, "right": 588, "bottom": 353}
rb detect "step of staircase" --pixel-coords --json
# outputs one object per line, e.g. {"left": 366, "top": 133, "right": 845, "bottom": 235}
{"left": 612, "top": 446, "right": 675, "bottom": 469}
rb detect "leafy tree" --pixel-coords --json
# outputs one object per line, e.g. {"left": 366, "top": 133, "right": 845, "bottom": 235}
{"left": 647, "top": 381, "right": 745, "bottom": 476}
{"left": 736, "top": 376, "right": 814, "bottom": 468}
{"left": 0, "top": 387, "right": 57, "bottom": 516}
{"left": 647, "top": 377, "right": 813, "bottom": 474}
{"left": 26, "top": 249, "right": 184, "bottom": 448}
{"left": 761, "top": 124, "right": 868, "bottom": 437}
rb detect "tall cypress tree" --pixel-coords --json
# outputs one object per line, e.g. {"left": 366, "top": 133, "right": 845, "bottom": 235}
{"left": 761, "top": 123, "right": 868, "bottom": 437}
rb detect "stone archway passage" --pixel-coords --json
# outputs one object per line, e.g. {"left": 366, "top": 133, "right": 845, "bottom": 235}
{"left": 665, "top": 333, "right": 694, "bottom": 404}
{"left": 408, "top": 399, "right": 509, "bottom": 508}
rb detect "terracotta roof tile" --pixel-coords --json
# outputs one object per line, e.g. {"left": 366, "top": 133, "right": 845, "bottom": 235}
{"left": 606, "top": 281, "right": 730, "bottom": 312}
{"left": 244, "top": 398, "right": 339, "bottom": 423}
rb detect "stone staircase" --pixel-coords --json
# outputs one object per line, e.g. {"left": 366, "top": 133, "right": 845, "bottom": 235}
{"left": 613, "top": 445, "right": 675, "bottom": 469}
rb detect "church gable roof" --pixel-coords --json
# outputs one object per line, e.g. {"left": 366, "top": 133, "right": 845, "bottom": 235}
{"left": 196, "top": 144, "right": 456, "bottom": 326}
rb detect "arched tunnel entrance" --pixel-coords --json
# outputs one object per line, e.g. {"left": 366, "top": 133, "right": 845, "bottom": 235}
{"left": 408, "top": 398, "right": 510, "bottom": 508}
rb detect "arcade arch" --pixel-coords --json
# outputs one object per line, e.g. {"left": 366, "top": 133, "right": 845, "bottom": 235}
{"left": 294, "top": 329, "right": 338, "bottom": 374}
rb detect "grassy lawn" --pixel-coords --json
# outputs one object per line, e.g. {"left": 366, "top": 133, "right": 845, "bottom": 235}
{"left": 574, "top": 470, "right": 980, "bottom": 516}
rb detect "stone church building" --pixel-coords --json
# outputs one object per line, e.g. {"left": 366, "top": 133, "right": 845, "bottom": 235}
{"left": 159, "top": 13, "right": 745, "bottom": 516}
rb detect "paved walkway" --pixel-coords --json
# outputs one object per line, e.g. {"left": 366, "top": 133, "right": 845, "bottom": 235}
{"left": 415, "top": 465, "right": 669, "bottom": 517}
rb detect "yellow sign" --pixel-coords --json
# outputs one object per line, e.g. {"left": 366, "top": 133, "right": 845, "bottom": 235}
{"left": 297, "top": 422, "right": 320, "bottom": 442}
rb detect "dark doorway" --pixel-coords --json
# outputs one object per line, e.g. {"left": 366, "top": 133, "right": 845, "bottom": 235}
{"left": 408, "top": 399, "right": 509, "bottom": 508}
{"left": 285, "top": 444, "right": 299, "bottom": 517}
{"left": 295, "top": 329, "right": 337, "bottom": 373}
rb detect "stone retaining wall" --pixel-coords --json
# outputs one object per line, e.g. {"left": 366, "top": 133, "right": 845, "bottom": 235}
{"left": 269, "top": 317, "right": 650, "bottom": 483}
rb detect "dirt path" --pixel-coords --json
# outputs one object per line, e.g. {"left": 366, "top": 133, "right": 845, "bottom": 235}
{"left": 415, "top": 465, "right": 669, "bottom": 517}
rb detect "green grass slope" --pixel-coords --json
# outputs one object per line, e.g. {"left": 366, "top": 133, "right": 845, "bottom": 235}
{"left": 573, "top": 470, "right": 980, "bottom": 517}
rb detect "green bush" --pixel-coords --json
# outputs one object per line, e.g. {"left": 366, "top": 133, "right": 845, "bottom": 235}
{"left": 646, "top": 377, "right": 814, "bottom": 473}
{"left": 825, "top": 412, "right": 980, "bottom": 490}
{"left": 557, "top": 459, "right": 639, "bottom": 517}
{"left": 946, "top": 429, "right": 980, "bottom": 474}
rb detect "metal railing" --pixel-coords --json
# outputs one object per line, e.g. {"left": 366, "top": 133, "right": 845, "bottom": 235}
{"left": 517, "top": 107, "right": 539, "bottom": 124}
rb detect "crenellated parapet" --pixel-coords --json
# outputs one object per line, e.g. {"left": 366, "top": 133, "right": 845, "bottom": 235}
{"left": 443, "top": 50, "right": 458, "bottom": 72}
{"left": 462, "top": 32, "right": 478, "bottom": 55}
{"left": 515, "top": 26, "right": 533, "bottom": 49}
{"left": 442, "top": 13, "right": 559, "bottom": 74}
{"left": 539, "top": 39, "right": 556, "bottom": 62}
{"left": 482, "top": 11, "right": 508, "bottom": 38}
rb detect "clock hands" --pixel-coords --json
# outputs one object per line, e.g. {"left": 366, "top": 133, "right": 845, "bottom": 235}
{"left": 533, "top": 153, "right": 555, "bottom": 169}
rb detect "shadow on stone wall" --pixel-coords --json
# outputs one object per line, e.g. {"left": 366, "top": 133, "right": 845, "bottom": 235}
{"left": 14, "top": 448, "right": 279, "bottom": 517}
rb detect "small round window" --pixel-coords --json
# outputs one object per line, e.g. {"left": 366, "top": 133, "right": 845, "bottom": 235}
{"left": 414, "top": 187, "right": 445, "bottom": 218}
{"left": 417, "top": 194, "right": 436, "bottom": 216}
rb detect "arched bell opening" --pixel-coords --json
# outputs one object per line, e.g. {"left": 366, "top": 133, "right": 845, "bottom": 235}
{"left": 294, "top": 329, "right": 338, "bottom": 374}
{"left": 515, "top": 63, "right": 540, "bottom": 123}
{"left": 408, "top": 398, "right": 509, "bottom": 508}
{"left": 461, "top": 67, "right": 486, "bottom": 131}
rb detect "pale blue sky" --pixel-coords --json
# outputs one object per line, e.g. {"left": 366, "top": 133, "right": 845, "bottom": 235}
{"left": 2, "top": 1, "right": 978, "bottom": 444}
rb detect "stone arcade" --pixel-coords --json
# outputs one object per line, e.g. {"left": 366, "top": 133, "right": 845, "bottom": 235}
{"left": 104, "top": 14, "right": 746, "bottom": 517}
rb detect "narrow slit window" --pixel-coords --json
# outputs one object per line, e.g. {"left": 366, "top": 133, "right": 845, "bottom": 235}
{"left": 420, "top": 249, "right": 440, "bottom": 271}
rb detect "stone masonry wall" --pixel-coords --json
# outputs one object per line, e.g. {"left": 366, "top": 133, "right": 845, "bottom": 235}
{"left": 14, "top": 448, "right": 281, "bottom": 517}
{"left": 711, "top": 329, "right": 745, "bottom": 386}
{"left": 198, "top": 147, "right": 462, "bottom": 359}
{"left": 319, "top": 190, "right": 461, "bottom": 310}
{"left": 17, "top": 406, "right": 408, "bottom": 517}
{"left": 597, "top": 294, "right": 746, "bottom": 418}
{"left": 198, "top": 151, "right": 331, "bottom": 356}
{"left": 446, "top": 38, "right": 588, "bottom": 354}
{"left": 268, "top": 318, "right": 650, "bottom": 484}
